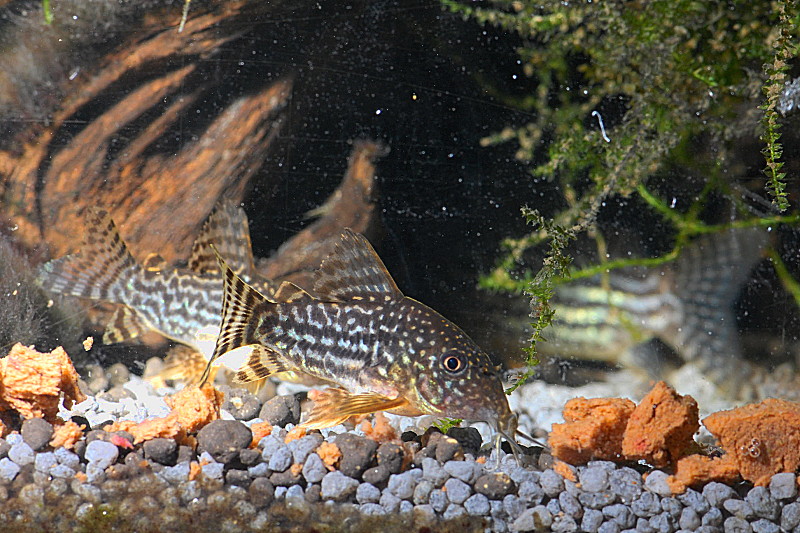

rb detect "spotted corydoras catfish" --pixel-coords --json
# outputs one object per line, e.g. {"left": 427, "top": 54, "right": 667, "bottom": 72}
{"left": 207, "top": 229, "right": 523, "bottom": 450}
{"left": 37, "top": 200, "right": 275, "bottom": 382}
{"left": 536, "top": 227, "right": 768, "bottom": 397}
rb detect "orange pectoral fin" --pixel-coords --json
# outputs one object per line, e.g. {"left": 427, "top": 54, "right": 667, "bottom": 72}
{"left": 300, "top": 387, "right": 409, "bottom": 430}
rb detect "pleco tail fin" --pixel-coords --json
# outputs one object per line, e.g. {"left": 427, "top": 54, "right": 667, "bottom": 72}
{"left": 37, "top": 208, "right": 144, "bottom": 303}
{"left": 669, "top": 227, "right": 768, "bottom": 389}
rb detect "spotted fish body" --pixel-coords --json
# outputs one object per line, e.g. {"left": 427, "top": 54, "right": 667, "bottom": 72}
{"left": 37, "top": 201, "right": 275, "bottom": 369}
{"left": 210, "top": 230, "right": 517, "bottom": 437}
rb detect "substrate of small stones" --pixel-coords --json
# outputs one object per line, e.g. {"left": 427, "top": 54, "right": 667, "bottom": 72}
{"left": 3, "top": 375, "right": 800, "bottom": 532}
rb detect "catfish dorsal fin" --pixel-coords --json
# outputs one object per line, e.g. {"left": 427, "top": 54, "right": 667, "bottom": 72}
{"left": 313, "top": 229, "right": 402, "bottom": 301}
{"left": 203, "top": 245, "right": 270, "bottom": 382}
{"left": 187, "top": 199, "right": 256, "bottom": 277}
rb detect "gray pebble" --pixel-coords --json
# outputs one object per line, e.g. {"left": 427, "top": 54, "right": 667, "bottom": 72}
{"left": 380, "top": 491, "right": 401, "bottom": 513}
{"left": 248, "top": 462, "right": 269, "bottom": 478}
{"left": 267, "top": 446, "right": 293, "bottom": 472}
{"left": 679, "top": 488, "right": 710, "bottom": 514}
{"left": 34, "top": 451, "right": 57, "bottom": 473}
{"left": 285, "top": 484, "right": 304, "bottom": 500}
{"left": 443, "top": 503, "right": 466, "bottom": 520}
{"left": 301, "top": 453, "right": 326, "bottom": 484}
{"left": 781, "top": 501, "right": 800, "bottom": 530}
{"left": 503, "top": 494, "right": 524, "bottom": 517}
{"left": 465, "top": 493, "right": 490, "bottom": 516}
{"left": 399, "top": 499, "right": 414, "bottom": 514}
{"left": 746, "top": 486, "right": 779, "bottom": 521}
{"left": 421, "top": 457, "right": 449, "bottom": 487}
{"left": 581, "top": 466, "right": 611, "bottom": 492}
{"left": 552, "top": 514, "right": 578, "bottom": 533}
{"left": 0, "top": 457, "right": 20, "bottom": 481}
{"left": 559, "top": 491, "right": 583, "bottom": 519}
{"left": 0, "top": 439, "right": 9, "bottom": 459}
{"left": 644, "top": 471, "right": 672, "bottom": 497}
{"left": 704, "top": 482, "right": 737, "bottom": 508}
{"left": 518, "top": 479, "right": 544, "bottom": 505}
{"left": 724, "top": 517, "right": 752, "bottom": 533}
{"left": 598, "top": 523, "right": 621, "bottom": 533}
{"left": 512, "top": 505, "right": 552, "bottom": 531}
{"left": 580, "top": 490, "right": 617, "bottom": 509}
{"left": 259, "top": 434, "right": 284, "bottom": 458}
{"left": 54, "top": 447, "right": 80, "bottom": 469}
{"left": 751, "top": 519, "right": 780, "bottom": 533}
{"left": 444, "top": 460, "right": 480, "bottom": 484}
{"left": 632, "top": 492, "right": 662, "bottom": 518}
{"left": 161, "top": 462, "right": 190, "bottom": 483}
{"left": 20, "top": 418, "right": 53, "bottom": 451}
{"left": 413, "top": 479, "right": 434, "bottom": 505}
{"left": 581, "top": 508, "right": 604, "bottom": 533}
{"left": 429, "top": 489, "right": 447, "bottom": 513}
{"left": 51, "top": 464, "right": 76, "bottom": 478}
{"left": 444, "top": 477, "right": 471, "bottom": 504}
{"left": 360, "top": 502, "right": 386, "bottom": 515}
{"left": 769, "top": 472, "right": 797, "bottom": 500}
{"left": 259, "top": 394, "right": 301, "bottom": 426}
{"left": 291, "top": 434, "right": 323, "bottom": 464}
{"left": 661, "top": 497, "right": 682, "bottom": 519}
{"left": 547, "top": 498, "right": 562, "bottom": 515}
{"left": 610, "top": 467, "right": 643, "bottom": 502}
{"left": 724, "top": 499, "right": 754, "bottom": 520}
{"left": 201, "top": 461, "right": 224, "bottom": 480}
{"left": 320, "top": 471, "right": 358, "bottom": 502}
{"left": 648, "top": 512, "right": 676, "bottom": 533}
{"left": 679, "top": 507, "right": 701, "bottom": 530}
{"left": 8, "top": 441, "right": 35, "bottom": 466}
{"left": 220, "top": 386, "right": 260, "bottom": 420}
{"left": 388, "top": 470, "right": 419, "bottom": 500}
{"left": 604, "top": 503, "right": 636, "bottom": 529}
{"left": 702, "top": 507, "right": 723, "bottom": 527}
{"left": 274, "top": 486, "right": 287, "bottom": 500}
{"left": 540, "top": 468, "right": 565, "bottom": 497}
{"left": 635, "top": 517, "right": 654, "bottom": 532}
{"left": 84, "top": 440, "right": 117, "bottom": 469}
{"left": 356, "top": 482, "right": 380, "bottom": 504}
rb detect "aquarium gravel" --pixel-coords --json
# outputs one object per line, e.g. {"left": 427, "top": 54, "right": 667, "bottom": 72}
{"left": 0, "top": 369, "right": 795, "bottom": 533}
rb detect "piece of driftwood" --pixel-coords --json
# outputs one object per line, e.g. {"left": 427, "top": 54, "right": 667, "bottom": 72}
{"left": 0, "top": 0, "right": 292, "bottom": 263}
{"left": 258, "top": 140, "right": 387, "bottom": 288}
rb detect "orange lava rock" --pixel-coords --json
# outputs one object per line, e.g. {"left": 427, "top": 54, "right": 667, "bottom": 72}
{"left": 285, "top": 426, "right": 307, "bottom": 443}
{"left": 108, "top": 414, "right": 182, "bottom": 444}
{"left": 360, "top": 412, "right": 397, "bottom": 443}
{"left": 250, "top": 421, "right": 273, "bottom": 447}
{"left": 189, "top": 461, "right": 202, "bottom": 481}
{"left": 703, "top": 398, "right": 800, "bottom": 486}
{"left": 290, "top": 463, "right": 303, "bottom": 476}
{"left": 621, "top": 381, "right": 699, "bottom": 467}
{"left": 549, "top": 397, "right": 635, "bottom": 464}
{"left": 164, "top": 382, "right": 224, "bottom": 432}
{"left": 553, "top": 459, "right": 578, "bottom": 483}
{"left": 0, "top": 344, "right": 86, "bottom": 422}
{"left": 49, "top": 420, "right": 85, "bottom": 449}
{"left": 317, "top": 441, "right": 342, "bottom": 471}
{"left": 666, "top": 454, "right": 740, "bottom": 494}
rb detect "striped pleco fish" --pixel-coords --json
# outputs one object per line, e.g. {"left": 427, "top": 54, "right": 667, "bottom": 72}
{"left": 37, "top": 200, "right": 274, "bottom": 383}
{"left": 207, "top": 229, "right": 524, "bottom": 454}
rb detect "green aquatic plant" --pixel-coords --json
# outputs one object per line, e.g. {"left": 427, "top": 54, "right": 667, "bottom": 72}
{"left": 445, "top": 0, "right": 800, "bottom": 388}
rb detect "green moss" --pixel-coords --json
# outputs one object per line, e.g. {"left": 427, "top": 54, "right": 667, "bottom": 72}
{"left": 445, "top": 0, "right": 800, "bottom": 387}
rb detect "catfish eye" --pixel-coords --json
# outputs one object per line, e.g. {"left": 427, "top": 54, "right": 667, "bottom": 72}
{"left": 441, "top": 352, "right": 466, "bottom": 374}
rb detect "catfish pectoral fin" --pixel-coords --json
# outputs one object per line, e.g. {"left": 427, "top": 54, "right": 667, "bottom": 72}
{"left": 300, "top": 387, "right": 408, "bottom": 430}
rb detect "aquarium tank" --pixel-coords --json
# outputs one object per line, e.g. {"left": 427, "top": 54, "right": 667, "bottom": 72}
{"left": 0, "top": 0, "right": 798, "bottom": 531}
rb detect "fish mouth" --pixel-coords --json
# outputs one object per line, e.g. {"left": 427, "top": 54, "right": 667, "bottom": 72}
{"left": 488, "top": 411, "right": 546, "bottom": 468}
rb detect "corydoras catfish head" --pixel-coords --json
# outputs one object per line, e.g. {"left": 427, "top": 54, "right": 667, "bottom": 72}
{"left": 398, "top": 299, "right": 514, "bottom": 432}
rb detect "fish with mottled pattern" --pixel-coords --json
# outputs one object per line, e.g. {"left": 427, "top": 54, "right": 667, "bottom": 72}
{"left": 206, "top": 229, "right": 529, "bottom": 455}
{"left": 535, "top": 227, "right": 768, "bottom": 396}
{"left": 37, "top": 200, "right": 275, "bottom": 383}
